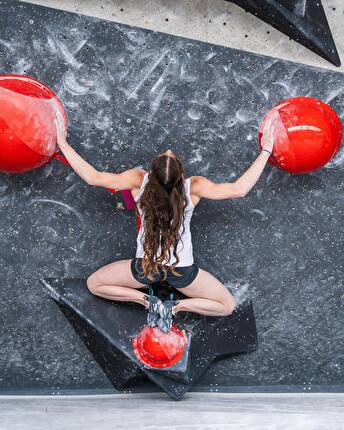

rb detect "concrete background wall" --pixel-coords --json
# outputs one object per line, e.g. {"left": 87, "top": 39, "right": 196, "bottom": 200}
{"left": 1, "top": 393, "right": 344, "bottom": 430}
{"left": 22, "top": 0, "right": 344, "bottom": 73}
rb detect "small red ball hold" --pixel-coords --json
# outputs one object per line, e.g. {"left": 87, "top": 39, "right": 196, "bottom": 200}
{"left": 258, "top": 97, "right": 342, "bottom": 174}
{"left": 132, "top": 324, "right": 188, "bottom": 368}
{"left": 0, "top": 74, "right": 68, "bottom": 174}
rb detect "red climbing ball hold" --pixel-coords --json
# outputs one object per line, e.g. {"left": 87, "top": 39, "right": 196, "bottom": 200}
{"left": 132, "top": 324, "right": 188, "bottom": 368}
{"left": 258, "top": 97, "right": 342, "bottom": 174}
{"left": 0, "top": 74, "right": 67, "bottom": 174}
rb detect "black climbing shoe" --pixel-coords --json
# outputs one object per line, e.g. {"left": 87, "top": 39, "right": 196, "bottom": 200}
{"left": 158, "top": 299, "right": 179, "bottom": 333}
{"left": 144, "top": 294, "right": 163, "bottom": 328}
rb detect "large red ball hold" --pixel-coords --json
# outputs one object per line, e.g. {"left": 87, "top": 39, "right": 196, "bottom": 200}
{"left": 132, "top": 324, "right": 188, "bottom": 368}
{"left": 258, "top": 97, "right": 342, "bottom": 174}
{"left": 0, "top": 74, "right": 67, "bottom": 174}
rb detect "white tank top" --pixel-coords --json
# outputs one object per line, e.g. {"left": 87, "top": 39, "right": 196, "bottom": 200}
{"left": 134, "top": 173, "right": 195, "bottom": 267}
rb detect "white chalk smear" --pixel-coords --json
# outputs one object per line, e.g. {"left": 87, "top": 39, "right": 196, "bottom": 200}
{"left": 294, "top": 0, "right": 307, "bottom": 17}
{"left": 251, "top": 208, "right": 266, "bottom": 219}
{"left": 40, "top": 279, "right": 61, "bottom": 302}
{"left": 126, "top": 50, "right": 170, "bottom": 100}
{"left": 189, "top": 148, "right": 202, "bottom": 164}
{"left": 62, "top": 70, "right": 90, "bottom": 96}
{"left": 150, "top": 86, "right": 166, "bottom": 117}
{"left": 225, "top": 281, "right": 250, "bottom": 307}
{"left": 30, "top": 199, "right": 85, "bottom": 226}
{"left": 187, "top": 108, "right": 201, "bottom": 120}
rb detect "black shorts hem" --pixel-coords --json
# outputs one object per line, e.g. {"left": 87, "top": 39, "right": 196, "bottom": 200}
{"left": 130, "top": 257, "right": 199, "bottom": 289}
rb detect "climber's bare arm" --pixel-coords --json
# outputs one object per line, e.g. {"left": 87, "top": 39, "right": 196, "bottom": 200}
{"left": 190, "top": 152, "right": 270, "bottom": 204}
{"left": 190, "top": 119, "right": 276, "bottom": 204}
{"left": 89, "top": 168, "right": 146, "bottom": 190}
{"left": 55, "top": 111, "right": 146, "bottom": 190}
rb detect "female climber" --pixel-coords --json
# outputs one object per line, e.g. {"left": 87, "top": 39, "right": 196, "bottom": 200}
{"left": 55, "top": 112, "right": 274, "bottom": 331}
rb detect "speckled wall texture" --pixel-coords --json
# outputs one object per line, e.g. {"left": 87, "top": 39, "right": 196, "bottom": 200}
{"left": 0, "top": 0, "right": 343, "bottom": 393}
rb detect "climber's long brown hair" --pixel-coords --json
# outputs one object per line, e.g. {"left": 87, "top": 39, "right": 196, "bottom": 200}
{"left": 137, "top": 153, "right": 187, "bottom": 281}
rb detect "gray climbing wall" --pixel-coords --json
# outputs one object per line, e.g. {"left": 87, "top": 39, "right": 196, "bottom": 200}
{"left": 0, "top": 0, "right": 343, "bottom": 393}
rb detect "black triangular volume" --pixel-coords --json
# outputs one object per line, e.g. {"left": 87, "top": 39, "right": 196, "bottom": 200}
{"left": 40, "top": 278, "right": 146, "bottom": 390}
{"left": 229, "top": 0, "right": 341, "bottom": 66}
{"left": 41, "top": 278, "right": 258, "bottom": 399}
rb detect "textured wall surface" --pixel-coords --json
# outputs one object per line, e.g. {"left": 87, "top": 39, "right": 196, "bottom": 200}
{"left": 0, "top": 0, "right": 343, "bottom": 393}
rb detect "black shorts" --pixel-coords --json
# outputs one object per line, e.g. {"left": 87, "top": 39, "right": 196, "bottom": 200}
{"left": 130, "top": 257, "right": 199, "bottom": 289}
